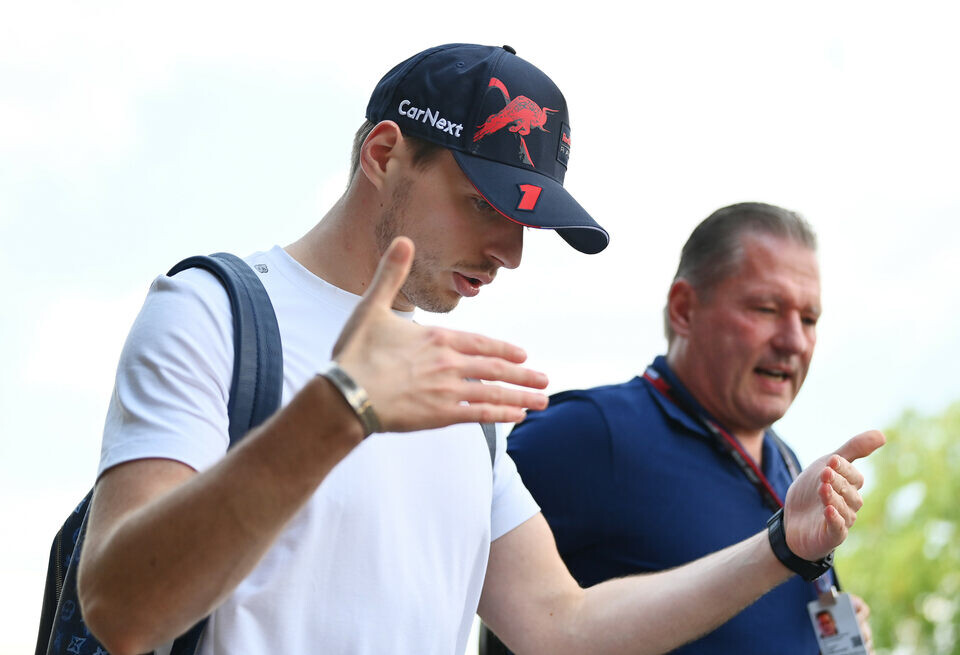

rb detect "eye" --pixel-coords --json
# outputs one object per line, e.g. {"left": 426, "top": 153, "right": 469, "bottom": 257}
{"left": 802, "top": 314, "right": 819, "bottom": 327}
{"left": 754, "top": 305, "right": 777, "bottom": 314}
{"left": 471, "top": 196, "right": 496, "bottom": 215}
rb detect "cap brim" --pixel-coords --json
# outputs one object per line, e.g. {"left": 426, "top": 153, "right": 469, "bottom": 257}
{"left": 452, "top": 151, "right": 609, "bottom": 255}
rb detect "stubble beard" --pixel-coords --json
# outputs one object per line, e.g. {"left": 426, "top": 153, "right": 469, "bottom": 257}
{"left": 375, "top": 177, "right": 459, "bottom": 314}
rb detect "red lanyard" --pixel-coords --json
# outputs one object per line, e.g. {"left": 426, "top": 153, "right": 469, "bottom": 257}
{"left": 643, "top": 366, "right": 796, "bottom": 512}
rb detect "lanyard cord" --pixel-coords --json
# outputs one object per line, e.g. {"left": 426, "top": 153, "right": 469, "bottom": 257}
{"left": 643, "top": 367, "right": 791, "bottom": 512}
{"left": 643, "top": 365, "right": 837, "bottom": 589}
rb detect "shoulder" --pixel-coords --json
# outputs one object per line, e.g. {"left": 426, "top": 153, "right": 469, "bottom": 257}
{"left": 508, "top": 378, "right": 650, "bottom": 464}
{"left": 550, "top": 377, "right": 651, "bottom": 411}
{"left": 121, "top": 265, "right": 234, "bottom": 370}
{"left": 148, "top": 264, "right": 233, "bottom": 324}
{"left": 98, "top": 261, "right": 241, "bottom": 475}
{"left": 530, "top": 377, "right": 655, "bottom": 435}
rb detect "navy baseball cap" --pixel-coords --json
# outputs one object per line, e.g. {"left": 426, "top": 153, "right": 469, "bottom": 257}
{"left": 366, "top": 43, "right": 609, "bottom": 255}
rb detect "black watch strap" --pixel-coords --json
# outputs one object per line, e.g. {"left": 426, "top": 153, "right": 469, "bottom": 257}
{"left": 766, "top": 508, "right": 834, "bottom": 582}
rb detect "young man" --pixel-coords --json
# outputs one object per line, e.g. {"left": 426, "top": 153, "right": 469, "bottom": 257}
{"left": 78, "top": 46, "right": 882, "bottom": 655}
{"left": 508, "top": 202, "right": 874, "bottom": 653}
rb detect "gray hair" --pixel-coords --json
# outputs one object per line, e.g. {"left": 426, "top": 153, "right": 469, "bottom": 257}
{"left": 664, "top": 202, "right": 817, "bottom": 343}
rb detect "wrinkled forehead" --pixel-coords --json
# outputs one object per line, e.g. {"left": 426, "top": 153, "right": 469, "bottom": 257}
{"left": 721, "top": 233, "right": 821, "bottom": 304}
{"left": 734, "top": 232, "right": 819, "bottom": 277}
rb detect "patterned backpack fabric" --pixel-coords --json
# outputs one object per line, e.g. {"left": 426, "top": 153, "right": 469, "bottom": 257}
{"left": 35, "top": 253, "right": 283, "bottom": 655}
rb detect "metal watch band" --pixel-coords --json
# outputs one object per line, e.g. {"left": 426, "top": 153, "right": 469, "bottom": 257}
{"left": 766, "top": 508, "right": 834, "bottom": 582}
{"left": 317, "top": 362, "right": 382, "bottom": 437}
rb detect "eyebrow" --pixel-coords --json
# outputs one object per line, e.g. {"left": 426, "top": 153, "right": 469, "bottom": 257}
{"left": 744, "top": 293, "right": 821, "bottom": 316}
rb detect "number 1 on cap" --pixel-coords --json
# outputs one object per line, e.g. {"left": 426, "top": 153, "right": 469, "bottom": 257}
{"left": 517, "top": 184, "right": 543, "bottom": 211}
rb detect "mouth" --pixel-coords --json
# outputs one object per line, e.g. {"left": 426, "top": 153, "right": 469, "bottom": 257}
{"left": 754, "top": 367, "right": 792, "bottom": 382}
{"left": 453, "top": 272, "right": 487, "bottom": 297}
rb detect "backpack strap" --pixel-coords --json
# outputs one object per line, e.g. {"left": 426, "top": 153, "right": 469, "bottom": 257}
{"left": 481, "top": 422, "right": 497, "bottom": 468}
{"left": 167, "top": 252, "right": 283, "bottom": 447}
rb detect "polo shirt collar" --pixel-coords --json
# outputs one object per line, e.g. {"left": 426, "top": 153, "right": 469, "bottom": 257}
{"left": 645, "top": 356, "right": 783, "bottom": 474}
{"left": 645, "top": 355, "right": 715, "bottom": 439}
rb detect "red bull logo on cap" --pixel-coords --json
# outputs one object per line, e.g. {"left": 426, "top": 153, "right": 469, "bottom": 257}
{"left": 473, "top": 78, "right": 557, "bottom": 168}
{"left": 557, "top": 123, "right": 571, "bottom": 168}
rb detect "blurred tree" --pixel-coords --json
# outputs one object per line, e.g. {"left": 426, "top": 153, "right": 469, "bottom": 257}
{"left": 836, "top": 400, "right": 960, "bottom": 654}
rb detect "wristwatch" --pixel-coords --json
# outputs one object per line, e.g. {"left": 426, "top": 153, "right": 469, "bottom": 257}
{"left": 318, "top": 362, "right": 382, "bottom": 437}
{"left": 766, "top": 508, "right": 834, "bottom": 582}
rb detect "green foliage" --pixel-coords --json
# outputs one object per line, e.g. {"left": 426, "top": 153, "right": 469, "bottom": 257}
{"left": 836, "top": 401, "right": 960, "bottom": 654}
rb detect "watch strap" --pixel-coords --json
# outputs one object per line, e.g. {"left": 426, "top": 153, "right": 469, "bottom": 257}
{"left": 766, "top": 507, "right": 834, "bottom": 582}
{"left": 318, "top": 362, "right": 382, "bottom": 437}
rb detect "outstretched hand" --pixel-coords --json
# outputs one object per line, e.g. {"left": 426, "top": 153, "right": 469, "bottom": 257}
{"left": 783, "top": 430, "right": 886, "bottom": 561}
{"left": 331, "top": 237, "right": 549, "bottom": 432}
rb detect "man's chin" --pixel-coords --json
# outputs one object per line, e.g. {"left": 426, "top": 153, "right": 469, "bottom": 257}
{"left": 750, "top": 403, "right": 792, "bottom": 429}
{"left": 408, "top": 290, "right": 461, "bottom": 314}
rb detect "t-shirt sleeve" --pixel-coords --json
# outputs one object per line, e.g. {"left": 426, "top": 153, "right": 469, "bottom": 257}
{"left": 507, "top": 395, "right": 615, "bottom": 556}
{"left": 97, "top": 269, "right": 234, "bottom": 477}
{"left": 490, "top": 422, "right": 540, "bottom": 541}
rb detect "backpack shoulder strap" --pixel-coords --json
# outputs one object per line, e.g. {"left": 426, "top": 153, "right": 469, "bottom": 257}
{"left": 167, "top": 252, "right": 283, "bottom": 447}
{"left": 481, "top": 422, "right": 496, "bottom": 468}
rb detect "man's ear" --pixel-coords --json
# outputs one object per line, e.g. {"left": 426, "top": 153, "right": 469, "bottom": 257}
{"left": 358, "top": 120, "right": 404, "bottom": 191}
{"left": 666, "top": 279, "right": 696, "bottom": 339}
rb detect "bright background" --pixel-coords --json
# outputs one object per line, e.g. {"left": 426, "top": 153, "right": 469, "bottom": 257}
{"left": 2, "top": 2, "right": 958, "bottom": 653}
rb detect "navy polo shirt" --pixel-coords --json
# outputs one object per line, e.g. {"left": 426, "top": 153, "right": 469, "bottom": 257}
{"left": 508, "top": 356, "right": 825, "bottom": 654}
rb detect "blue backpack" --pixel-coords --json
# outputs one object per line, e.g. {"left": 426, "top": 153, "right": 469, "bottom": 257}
{"left": 35, "top": 253, "right": 284, "bottom": 655}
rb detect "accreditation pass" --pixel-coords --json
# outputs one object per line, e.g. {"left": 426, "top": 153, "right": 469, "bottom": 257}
{"left": 807, "top": 591, "right": 868, "bottom": 655}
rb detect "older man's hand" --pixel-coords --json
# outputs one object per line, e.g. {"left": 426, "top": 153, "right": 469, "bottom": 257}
{"left": 783, "top": 430, "right": 885, "bottom": 560}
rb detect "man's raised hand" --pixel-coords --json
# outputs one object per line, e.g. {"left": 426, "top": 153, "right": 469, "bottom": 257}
{"left": 783, "top": 430, "right": 886, "bottom": 561}
{"left": 331, "top": 237, "right": 549, "bottom": 432}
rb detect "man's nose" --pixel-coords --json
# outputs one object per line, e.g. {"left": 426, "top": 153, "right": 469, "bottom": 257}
{"left": 487, "top": 219, "right": 524, "bottom": 270}
{"left": 772, "top": 312, "right": 810, "bottom": 354}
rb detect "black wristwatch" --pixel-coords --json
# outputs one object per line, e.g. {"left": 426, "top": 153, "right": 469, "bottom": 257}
{"left": 766, "top": 508, "right": 834, "bottom": 582}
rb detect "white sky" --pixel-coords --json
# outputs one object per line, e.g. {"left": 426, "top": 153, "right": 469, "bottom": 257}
{"left": 3, "top": 2, "right": 959, "bottom": 652}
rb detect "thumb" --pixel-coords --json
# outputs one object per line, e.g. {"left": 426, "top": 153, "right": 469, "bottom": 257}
{"left": 363, "top": 236, "right": 414, "bottom": 309}
{"left": 834, "top": 429, "right": 886, "bottom": 463}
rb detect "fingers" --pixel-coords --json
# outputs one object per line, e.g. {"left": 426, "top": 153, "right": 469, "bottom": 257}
{"left": 850, "top": 594, "right": 874, "bottom": 652}
{"left": 850, "top": 594, "right": 870, "bottom": 620}
{"left": 458, "top": 379, "right": 549, "bottom": 412}
{"left": 363, "top": 236, "right": 414, "bottom": 309}
{"left": 432, "top": 327, "right": 533, "bottom": 365}
{"left": 834, "top": 429, "right": 886, "bottom": 463}
{"left": 821, "top": 503, "right": 847, "bottom": 544}
{"left": 818, "top": 477, "right": 858, "bottom": 526}
{"left": 823, "top": 461, "right": 863, "bottom": 509}
{"left": 814, "top": 453, "right": 866, "bottom": 527}
{"left": 459, "top": 356, "right": 549, "bottom": 391}
{"left": 828, "top": 454, "right": 865, "bottom": 490}
{"left": 446, "top": 402, "right": 532, "bottom": 425}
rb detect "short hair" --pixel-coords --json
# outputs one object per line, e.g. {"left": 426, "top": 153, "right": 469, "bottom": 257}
{"left": 349, "top": 119, "right": 446, "bottom": 181}
{"left": 664, "top": 202, "right": 818, "bottom": 342}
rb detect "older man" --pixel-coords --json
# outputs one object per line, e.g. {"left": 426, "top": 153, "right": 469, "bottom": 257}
{"left": 507, "top": 202, "right": 873, "bottom": 654}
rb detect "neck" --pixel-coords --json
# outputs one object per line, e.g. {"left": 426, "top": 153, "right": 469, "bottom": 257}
{"left": 665, "top": 347, "right": 766, "bottom": 464}
{"left": 285, "top": 180, "right": 383, "bottom": 299}
{"left": 733, "top": 432, "right": 765, "bottom": 465}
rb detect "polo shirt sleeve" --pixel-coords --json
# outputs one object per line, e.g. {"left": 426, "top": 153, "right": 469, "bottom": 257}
{"left": 507, "top": 394, "right": 615, "bottom": 558}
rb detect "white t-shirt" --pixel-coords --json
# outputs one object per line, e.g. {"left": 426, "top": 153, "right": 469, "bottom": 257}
{"left": 99, "top": 246, "right": 540, "bottom": 655}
